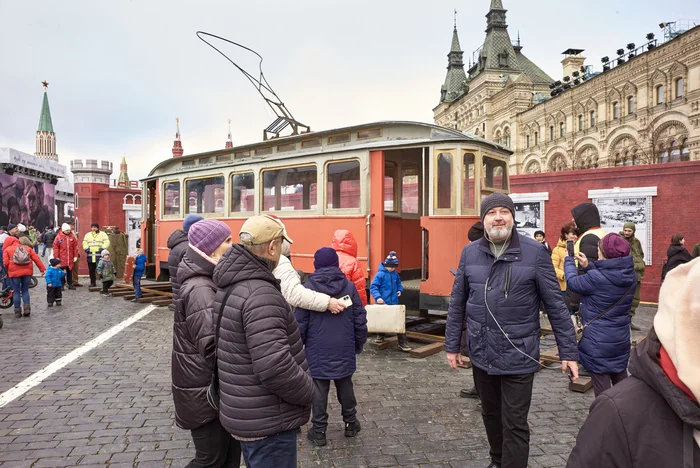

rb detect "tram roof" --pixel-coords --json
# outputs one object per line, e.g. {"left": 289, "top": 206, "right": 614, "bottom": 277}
{"left": 143, "top": 120, "right": 511, "bottom": 181}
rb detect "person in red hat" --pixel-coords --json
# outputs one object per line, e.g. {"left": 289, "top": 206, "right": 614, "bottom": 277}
{"left": 565, "top": 232, "right": 637, "bottom": 397}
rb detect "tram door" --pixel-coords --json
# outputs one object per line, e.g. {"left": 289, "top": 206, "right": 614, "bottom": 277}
{"left": 376, "top": 148, "right": 426, "bottom": 310}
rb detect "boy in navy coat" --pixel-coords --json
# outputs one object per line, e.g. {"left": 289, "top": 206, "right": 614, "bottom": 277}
{"left": 370, "top": 251, "right": 410, "bottom": 351}
{"left": 295, "top": 247, "right": 367, "bottom": 447}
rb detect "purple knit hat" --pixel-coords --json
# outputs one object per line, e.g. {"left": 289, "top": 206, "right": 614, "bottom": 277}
{"left": 314, "top": 247, "right": 339, "bottom": 269}
{"left": 599, "top": 233, "right": 631, "bottom": 259}
{"left": 188, "top": 220, "right": 232, "bottom": 256}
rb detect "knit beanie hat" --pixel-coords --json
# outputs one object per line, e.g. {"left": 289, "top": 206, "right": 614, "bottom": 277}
{"left": 102, "top": 250, "right": 110, "bottom": 256}
{"left": 468, "top": 222, "right": 484, "bottom": 242}
{"left": 623, "top": 221, "right": 636, "bottom": 233}
{"left": 49, "top": 258, "right": 61, "bottom": 267}
{"left": 599, "top": 233, "right": 631, "bottom": 259}
{"left": 654, "top": 257, "right": 700, "bottom": 446}
{"left": 91, "top": 222, "right": 99, "bottom": 229}
{"left": 313, "top": 247, "right": 339, "bottom": 269}
{"left": 7, "top": 223, "right": 16, "bottom": 231}
{"left": 17, "top": 223, "right": 27, "bottom": 233}
{"left": 61, "top": 223, "right": 71, "bottom": 233}
{"left": 480, "top": 193, "right": 516, "bottom": 221}
{"left": 183, "top": 214, "right": 204, "bottom": 234}
{"left": 383, "top": 251, "right": 399, "bottom": 267}
{"left": 188, "top": 219, "right": 231, "bottom": 256}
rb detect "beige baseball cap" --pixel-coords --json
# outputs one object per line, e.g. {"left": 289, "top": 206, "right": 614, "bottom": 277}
{"left": 239, "top": 214, "right": 293, "bottom": 245}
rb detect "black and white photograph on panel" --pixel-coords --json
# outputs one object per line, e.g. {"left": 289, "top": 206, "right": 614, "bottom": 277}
{"left": 513, "top": 201, "right": 544, "bottom": 240}
{"left": 594, "top": 197, "right": 650, "bottom": 264}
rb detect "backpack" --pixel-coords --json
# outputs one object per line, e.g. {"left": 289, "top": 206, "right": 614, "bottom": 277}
{"left": 12, "top": 245, "right": 30, "bottom": 265}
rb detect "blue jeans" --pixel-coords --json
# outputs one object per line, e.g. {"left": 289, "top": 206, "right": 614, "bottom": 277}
{"left": 133, "top": 274, "right": 142, "bottom": 298}
{"left": 42, "top": 244, "right": 47, "bottom": 256}
{"left": 240, "top": 430, "right": 297, "bottom": 468}
{"left": 11, "top": 276, "right": 31, "bottom": 307}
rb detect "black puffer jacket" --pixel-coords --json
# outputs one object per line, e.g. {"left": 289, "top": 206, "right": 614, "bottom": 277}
{"left": 663, "top": 245, "right": 693, "bottom": 281}
{"left": 171, "top": 247, "right": 217, "bottom": 430}
{"left": 167, "top": 229, "right": 188, "bottom": 299}
{"left": 567, "top": 329, "right": 700, "bottom": 467}
{"left": 212, "top": 245, "right": 314, "bottom": 439}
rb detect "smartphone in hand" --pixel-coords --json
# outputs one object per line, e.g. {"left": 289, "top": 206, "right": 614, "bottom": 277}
{"left": 566, "top": 240, "right": 575, "bottom": 257}
{"left": 338, "top": 295, "right": 353, "bottom": 308}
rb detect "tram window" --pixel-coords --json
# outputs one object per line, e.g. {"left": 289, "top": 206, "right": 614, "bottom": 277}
{"left": 277, "top": 142, "right": 296, "bottom": 152}
{"left": 482, "top": 156, "right": 508, "bottom": 191}
{"left": 328, "top": 133, "right": 351, "bottom": 145}
{"left": 255, "top": 147, "right": 272, "bottom": 156}
{"left": 301, "top": 139, "right": 322, "bottom": 149}
{"left": 163, "top": 181, "right": 180, "bottom": 217}
{"left": 216, "top": 154, "right": 232, "bottom": 162}
{"left": 462, "top": 153, "right": 476, "bottom": 212}
{"left": 358, "top": 128, "right": 382, "bottom": 140}
{"left": 401, "top": 165, "right": 419, "bottom": 214}
{"left": 384, "top": 162, "right": 397, "bottom": 212}
{"left": 326, "top": 160, "right": 361, "bottom": 210}
{"left": 185, "top": 176, "right": 225, "bottom": 215}
{"left": 199, "top": 157, "right": 211, "bottom": 164}
{"left": 182, "top": 160, "right": 195, "bottom": 167}
{"left": 262, "top": 165, "right": 318, "bottom": 212}
{"left": 230, "top": 172, "right": 255, "bottom": 214}
{"left": 436, "top": 152, "right": 453, "bottom": 211}
{"left": 234, "top": 150, "right": 250, "bottom": 158}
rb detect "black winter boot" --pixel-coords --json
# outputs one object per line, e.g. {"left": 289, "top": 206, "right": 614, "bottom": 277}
{"left": 22, "top": 305, "right": 31, "bottom": 317}
{"left": 55, "top": 301, "right": 62, "bottom": 307}
{"left": 306, "top": 428, "right": 327, "bottom": 446}
{"left": 344, "top": 420, "right": 362, "bottom": 437}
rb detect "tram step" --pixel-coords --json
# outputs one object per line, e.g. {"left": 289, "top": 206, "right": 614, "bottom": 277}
{"left": 370, "top": 336, "right": 398, "bottom": 350}
{"left": 569, "top": 377, "right": 593, "bottom": 393}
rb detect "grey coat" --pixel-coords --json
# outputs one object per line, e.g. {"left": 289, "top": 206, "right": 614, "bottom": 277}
{"left": 212, "top": 245, "right": 313, "bottom": 439}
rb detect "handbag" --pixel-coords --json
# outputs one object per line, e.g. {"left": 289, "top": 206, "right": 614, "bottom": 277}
{"left": 206, "top": 286, "right": 236, "bottom": 411}
{"left": 574, "top": 283, "right": 635, "bottom": 343}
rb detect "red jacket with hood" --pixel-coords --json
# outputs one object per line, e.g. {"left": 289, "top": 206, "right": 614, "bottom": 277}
{"left": 53, "top": 230, "right": 79, "bottom": 270}
{"left": 3, "top": 236, "right": 46, "bottom": 278}
{"left": 331, "top": 230, "right": 367, "bottom": 306}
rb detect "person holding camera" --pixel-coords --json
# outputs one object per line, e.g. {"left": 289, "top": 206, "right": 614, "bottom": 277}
{"left": 564, "top": 233, "right": 636, "bottom": 397}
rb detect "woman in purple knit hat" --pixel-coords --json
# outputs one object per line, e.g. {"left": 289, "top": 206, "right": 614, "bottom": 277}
{"left": 171, "top": 219, "right": 241, "bottom": 467}
{"left": 564, "top": 232, "right": 637, "bottom": 397}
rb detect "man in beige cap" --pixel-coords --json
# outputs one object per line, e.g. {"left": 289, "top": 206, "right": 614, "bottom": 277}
{"left": 212, "top": 215, "right": 313, "bottom": 468}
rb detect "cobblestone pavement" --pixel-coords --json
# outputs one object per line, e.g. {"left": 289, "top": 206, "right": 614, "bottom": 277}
{"left": 0, "top": 275, "right": 657, "bottom": 468}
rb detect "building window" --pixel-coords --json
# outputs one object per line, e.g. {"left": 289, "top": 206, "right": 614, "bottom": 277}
{"left": 462, "top": 152, "right": 476, "bottom": 212}
{"left": 559, "top": 122, "right": 565, "bottom": 138}
{"left": 613, "top": 102, "right": 620, "bottom": 119}
{"left": 384, "top": 162, "right": 397, "bottom": 212}
{"left": 185, "top": 176, "right": 225, "bottom": 215}
{"left": 436, "top": 152, "right": 453, "bottom": 212}
{"left": 627, "top": 96, "right": 635, "bottom": 115}
{"left": 262, "top": 165, "right": 317, "bottom": 211}
{"left": 326, "top": 160, "right": 361, "bottom": 211}
{"left": 230, "top": 172, "right": 255, "bottom": 213}
{"left": 534, "top": 131, "right": 538, "bottom": 145}
{"left": 590, "top": 110, "right": 596, "bottom": 127}
{"left": 656, "top": 85, "right": 665, "bottom": 104}
{"left": 675, "top": 78, "right": 684, "bottom": 98}
{"left": 401, "top": 165, "right": 420, "bottom": 214}
{"left": 526, "top": 134, "right": 530, "bottom": 149}
{"left": 163, "top": 181, "right": 180, "bottom": 217}
{"left": 504, "top": 128, "right": 511, "bottom": 148}
{"left": 578, "top": 115, "right": 583, "bottom": 131}
{"left": 549, "top": 126, "right": 554, "bottom": 141}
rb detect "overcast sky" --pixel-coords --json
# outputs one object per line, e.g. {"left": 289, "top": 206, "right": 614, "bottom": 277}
{"left": 1, "top": 0, "right": 698, "bottom": 182}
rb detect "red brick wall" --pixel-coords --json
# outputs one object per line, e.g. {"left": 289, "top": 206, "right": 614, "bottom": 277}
{"left": 510, "top": 161, "right": 700, "bottom": 303}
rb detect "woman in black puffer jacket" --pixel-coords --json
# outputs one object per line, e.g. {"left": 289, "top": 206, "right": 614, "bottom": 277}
{"left": 663, "top": 234, "right": 693, "bottom": 281}
{"left": 171, "top": 219, "right": 240, "bottom": 467}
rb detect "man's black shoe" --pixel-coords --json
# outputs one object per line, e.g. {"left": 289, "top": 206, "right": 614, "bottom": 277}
{"left": 486, "top": 463, "right": 501, "bottom": 468}
{"left": 306, "top": 428, "right": 327, "bottom": 446}
{"left": 344, "top": 421, "right": 361, "bottom": 437}
{"left": 630, "top": 320, "right": 641, "bottom": 331}
{"left": 460, "top": 386, "right": 479, "bottom": 399}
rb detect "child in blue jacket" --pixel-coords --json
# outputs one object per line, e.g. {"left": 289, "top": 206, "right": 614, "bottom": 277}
{"left": 132, "top": 248, "right": 147, "bottom": 301}
{"left": 369, "top": 251, "right": 410, "bottom": 351}
{"left": 46, "top": 258, "right": 66, "bottom": 307}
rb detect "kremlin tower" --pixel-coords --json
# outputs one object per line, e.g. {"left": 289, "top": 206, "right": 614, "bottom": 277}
{"left": 172, "top": 118, "right": 184, "bottom": 158}
{"left": 225, "top": 119, "right": 233, "bottom": 149}
{"left": 35, "top": 81, "right": 58, "bottom": 161}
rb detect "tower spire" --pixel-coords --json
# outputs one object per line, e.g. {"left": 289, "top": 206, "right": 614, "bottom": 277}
{"left": 172, "top": 117, "right": 184, "bottom": 158}
{"left": 118, "top": 156, "right": 130, "bottom": 186}
{"left": 35, "top": 81, "right": 58, "bottom": 161}
{"left": 440, "top": 15, "right": 468, "bottom": 103}
{"left": 225, "top": 119, "right": 233, "bottom": 149}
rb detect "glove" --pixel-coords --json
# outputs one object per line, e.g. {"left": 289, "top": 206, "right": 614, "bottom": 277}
{"left": 73, "top": 257, "right": 78, "bottom": 263}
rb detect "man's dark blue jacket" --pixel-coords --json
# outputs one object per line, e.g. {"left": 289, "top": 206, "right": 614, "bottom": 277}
{"left": 445, "top": 229, "right": 578, "bottom": 375}
{"left": 295, "top": 266, "right": 368, "bottom": 380}
{"left": 564, "top": 255, "right": 635, "bottom": 374}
